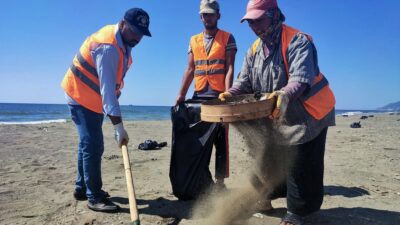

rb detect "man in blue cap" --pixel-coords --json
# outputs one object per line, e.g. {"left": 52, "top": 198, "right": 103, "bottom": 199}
{"left": 61, "top": 8, "right": 151, "bottom": 212}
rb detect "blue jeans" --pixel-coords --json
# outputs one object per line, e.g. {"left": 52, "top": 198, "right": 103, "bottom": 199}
{"left": 69, "top": 105, "right": 104, "bottom": 201}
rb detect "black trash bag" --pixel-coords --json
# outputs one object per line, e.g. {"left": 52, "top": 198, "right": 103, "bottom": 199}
{"left": 350, "top": 121, "right": 362, "bottom": 128}
{"left": 138, "top": 140, "right": 167, "bottom": 150}
{"left": 169, "top": 100, "right": 217, "bottom": 200}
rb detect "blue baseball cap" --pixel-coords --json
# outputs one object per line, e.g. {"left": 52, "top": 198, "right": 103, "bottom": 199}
{"left": 124, "top": 8, "right": 151, "bottom": 37}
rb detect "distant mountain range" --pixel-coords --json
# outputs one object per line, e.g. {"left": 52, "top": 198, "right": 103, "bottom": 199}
{"left": 377, "top": 101, "right": 400, "bottom": 111}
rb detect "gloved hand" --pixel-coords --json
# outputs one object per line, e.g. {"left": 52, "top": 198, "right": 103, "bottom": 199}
{"left": 267, "top": 90, "right": 289, "bottom": 119}
{"left": 218, "top": 91, "right": 232, "bottom": 102}
{"left": 114, "top": 123, "right": 129, "bottom": 148}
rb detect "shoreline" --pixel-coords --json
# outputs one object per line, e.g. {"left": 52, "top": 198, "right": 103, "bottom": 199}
{"left": 1, "top": 111, "right": 399, "bottom": 125}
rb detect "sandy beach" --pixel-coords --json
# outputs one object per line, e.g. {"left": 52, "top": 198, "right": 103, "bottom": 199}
{"left": 0, "top": 114, "right": 399, "bottom": 225}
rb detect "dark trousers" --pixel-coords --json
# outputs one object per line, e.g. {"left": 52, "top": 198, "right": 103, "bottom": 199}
{"left": 214, "top": 124, "right": 229, "bottom": 179}
{"left": 269, "top": 128, "right": 328, "bottom": 216}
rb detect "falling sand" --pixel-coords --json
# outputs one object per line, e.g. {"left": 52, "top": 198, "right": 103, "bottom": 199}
{"left": 192, "top": 119, "right": 297, "bottom": 225}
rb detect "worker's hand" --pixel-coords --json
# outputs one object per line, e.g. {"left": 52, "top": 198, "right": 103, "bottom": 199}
{"left": 218, "top": 92, "right": 232, "bottom": 102}
{"left": 267, "top": 90, "right": 289, "bottom": 119}
{"left": 175, "top": 94, "right": 185, "bottom": 106}
{"left": 114, "top": 123, "right": 129, "bottom": 148}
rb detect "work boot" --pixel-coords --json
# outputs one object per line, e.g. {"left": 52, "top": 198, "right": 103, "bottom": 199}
{"left": 73, "top": 190, "right": 87, "bottom": 201}
{"left": 73, "top": 189, "right": 110, "bottom": 201}
{"left": 87, "top": 198, "right": 119, "bottom": 213}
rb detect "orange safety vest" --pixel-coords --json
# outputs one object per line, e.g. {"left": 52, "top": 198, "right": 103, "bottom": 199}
{"left": 61, "top": 25, "right": 132, "bottom": 114}
{"left": 251, "top": 24, "right": 336, "bottom": 120}
{"left": 190, "top": 30, "right": 230, "bottom": 92}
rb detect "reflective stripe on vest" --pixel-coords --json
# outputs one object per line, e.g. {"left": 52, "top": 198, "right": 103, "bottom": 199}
{"left": 69, "top": 64, "right": 100, "bottom": 95}
{"left": 190, "top": 30, "right": 230, "bottom": 92}
{"left": 300, "top": 74, "right": 328, "bottom": 101}
{"left": 194, "top": 59, "right": 226, "bottom": 66}
{"left": 76, "top": 52, "right": 98, "bottom": 78}
{"left": 61, "top": 25, "right": 132, "bottom": 113}
{"left": 194, "top": 69, "right": 226, "bottom": 76}
{"left": 251, "top": 24, "right": 335, "bottom": 120}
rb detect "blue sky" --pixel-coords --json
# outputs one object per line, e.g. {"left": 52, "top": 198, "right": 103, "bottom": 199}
{"left": 0, "top": 0, "right": 399, "bottom": 109}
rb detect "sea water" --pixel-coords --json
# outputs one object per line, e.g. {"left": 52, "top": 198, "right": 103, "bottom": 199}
{"left": 0, "top": 103, "right": 171, "bottom": 125}
{"left": 0, "top": 103, "right": 387, "bottom": 125}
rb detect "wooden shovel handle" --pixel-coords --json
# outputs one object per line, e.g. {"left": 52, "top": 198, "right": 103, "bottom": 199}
{"left": 121, "top": 144, "right": 140, "bottom": 225}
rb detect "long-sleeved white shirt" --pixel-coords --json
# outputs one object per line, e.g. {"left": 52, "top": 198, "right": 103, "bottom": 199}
{"left": 65, "top": 24, "right": 131, "bottom": 117}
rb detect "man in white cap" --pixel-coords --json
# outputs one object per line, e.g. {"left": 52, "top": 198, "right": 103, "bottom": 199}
{"left": 219, "top": 0, "right": 336, "bottom": 224}
{"left": 175, "top": 0, "right": 237, "bottom": 189}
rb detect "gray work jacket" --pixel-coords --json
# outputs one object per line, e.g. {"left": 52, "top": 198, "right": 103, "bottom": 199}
{"left": 231, "top": 28, "right": 335, "bottom": 145}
